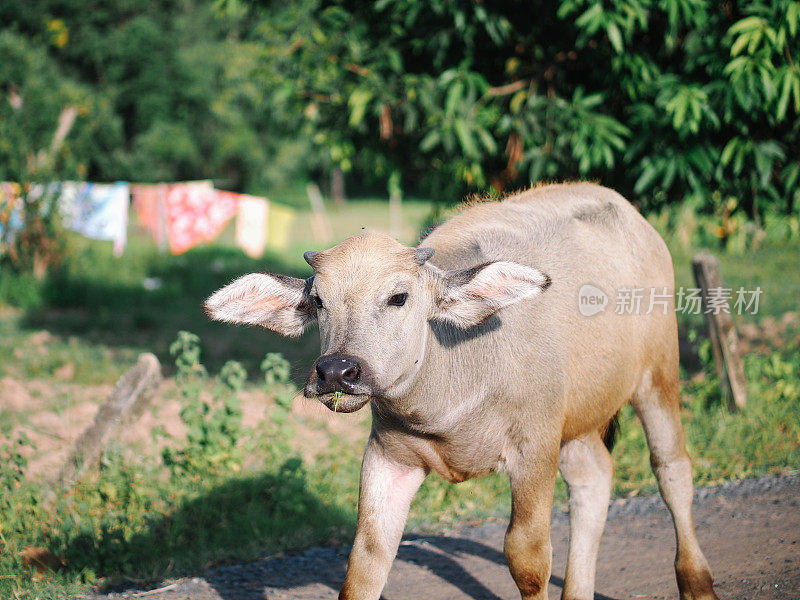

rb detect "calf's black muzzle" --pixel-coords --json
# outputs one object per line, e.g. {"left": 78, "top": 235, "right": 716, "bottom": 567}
{"left": 313, "top": 353, "right": 361, "bottom": 395}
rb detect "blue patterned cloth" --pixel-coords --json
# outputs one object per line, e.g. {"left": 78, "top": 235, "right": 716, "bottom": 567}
{"left": 60, "top": 182, "right": 129, "bottom": 254}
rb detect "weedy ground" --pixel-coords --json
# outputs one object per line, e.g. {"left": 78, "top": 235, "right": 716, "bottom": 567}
{"left": 0, "top": 199, "right": 798, "bottom": 599}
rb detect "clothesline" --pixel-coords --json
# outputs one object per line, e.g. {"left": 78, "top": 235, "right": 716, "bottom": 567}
{"left": 0, "top": 180, "right": 297, "bottom": 258}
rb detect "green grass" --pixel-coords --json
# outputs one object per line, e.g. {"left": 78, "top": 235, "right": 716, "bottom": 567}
{"left": 0, "top": 315, "right": 136, "bottom": 385}
{"left": 672, "top": 242, "right": 800, "bottom": 326}
{"left": 613, "top": 347, "right": 800, "bottom": 495}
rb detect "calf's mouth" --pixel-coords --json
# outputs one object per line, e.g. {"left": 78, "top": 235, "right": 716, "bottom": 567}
{"left": 314, "top": 391, "right": 371, "bottom": 413}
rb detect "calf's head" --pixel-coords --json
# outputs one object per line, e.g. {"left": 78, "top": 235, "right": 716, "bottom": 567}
{"left": 204, "top": 232, "right": 549, "bottom": 413}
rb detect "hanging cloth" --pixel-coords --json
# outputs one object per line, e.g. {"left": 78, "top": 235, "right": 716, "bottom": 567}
{"left": 131, "top": 184, "right": 168, "bottom": 247}
{"left": 234, "top": 195, "right": 269, "bottom": 258}
{"left": 165, "top": 182, "right": 238, "bottom": 255}
{"left": 266, "top": 201, "right": 296, "bottom": 251}
{"left": 60, "top": 181, "right": 129, "bottom": 256}
{"left": 0, "top": 182, "right": 23, "bottom": 257}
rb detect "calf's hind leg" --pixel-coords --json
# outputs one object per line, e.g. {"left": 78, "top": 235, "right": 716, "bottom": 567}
{"left": 633, "top": 368, "right": 718, "bottom": 600}
{"left": 558, "top": 430, "right": 613, "bottom": 600}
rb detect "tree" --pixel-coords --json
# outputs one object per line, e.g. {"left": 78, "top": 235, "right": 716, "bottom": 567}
{"left": 249, "top": 0, "right": 800, "bottom": 215}
{"left": 0, "top": 0, "right": 306, "bottom": 192}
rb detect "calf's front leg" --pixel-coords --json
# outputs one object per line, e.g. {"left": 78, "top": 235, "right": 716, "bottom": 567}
{"left": 505, "top": 451, "right": 560, "bottom": 600}
{"left": 339, "top": 437, "right": 426, "bottom": 600}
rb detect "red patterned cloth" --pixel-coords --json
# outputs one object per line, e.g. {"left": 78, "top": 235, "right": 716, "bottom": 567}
{"left": 164, "top": 182, "right": 239, "bottom": 255}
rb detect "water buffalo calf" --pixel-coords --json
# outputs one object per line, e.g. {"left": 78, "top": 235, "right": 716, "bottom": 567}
{"left": 205, "top": 182, "right": 718, "bottom": 600}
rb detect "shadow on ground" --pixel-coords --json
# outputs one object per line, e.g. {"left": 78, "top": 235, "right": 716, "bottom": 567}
{"left": 196, "top": 533, "right": 620, "bottom": 600}
{"left": 66, "top": 459, "right": 355, "bottom": 591}
{"left": 21, "top": 245, "right": 321, "bottom": 382}
{"left": 72, "top": 468, "right": 623, "bottom": 600}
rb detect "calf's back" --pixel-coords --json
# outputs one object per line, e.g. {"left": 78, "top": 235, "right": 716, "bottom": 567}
{"left": 410, "top": 182, "right": 676, "bottom": 446}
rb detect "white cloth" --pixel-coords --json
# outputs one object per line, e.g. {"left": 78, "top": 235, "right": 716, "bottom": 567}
{"left": 235, "top": 196, "right": 269, "bottom": 258}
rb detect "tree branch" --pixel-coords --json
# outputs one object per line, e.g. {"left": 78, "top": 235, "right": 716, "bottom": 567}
{"left": 486, "top": 80, "right": 529, "bottom": 96}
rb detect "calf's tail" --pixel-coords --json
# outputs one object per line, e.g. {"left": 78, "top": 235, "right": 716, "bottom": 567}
{"left": 601, "top": 410, "right": 620, "bottom": 452}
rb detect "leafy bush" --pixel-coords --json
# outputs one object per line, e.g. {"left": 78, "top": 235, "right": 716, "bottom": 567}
{"left": 257, "top": 0, "right": 800, "bottom": 214}
{"left": 0, "top": 1, "right": 308, "bottom": 193}
{"left": 613, "top": 334, "right": 800, "bottom": 493}
{"left": 0, "top": 269, "right": 43, "bottom": 308}
{"left": 3, "top": 1, "right": 797, "bottom": 216}
{"left": 0, "top": 28, "right": 116, "bottom": 282}
{"left": 0, "top": 30, "right": 111, "bottom": 183}
{"left": 0, "top": 332, "right": 349, "bottom": 599}
{"left": 161, "top": 332, "right": 247, "bottom": 478}
{"left": 0, "top": 184, "right": 67, "bottom": 285}
{"left": 647, "top": 194, "right": 800, "bottom": 253}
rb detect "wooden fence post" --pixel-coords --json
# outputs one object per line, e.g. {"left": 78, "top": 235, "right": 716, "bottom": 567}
{"left": 58, "top": 353, "right": 162, "bottom": 487}
{"left": 691, "top": 253, "right": 747, "bottom": 411}
{"left": 331, "top": 166, "right": 346, "bottom": 206}
{"left": 306, "top": 183, "right": 333, "bottom": 243}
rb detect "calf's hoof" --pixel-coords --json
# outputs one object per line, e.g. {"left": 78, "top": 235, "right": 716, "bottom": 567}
{"left": 677, "top": 565, "right": 718, "bottom": 600}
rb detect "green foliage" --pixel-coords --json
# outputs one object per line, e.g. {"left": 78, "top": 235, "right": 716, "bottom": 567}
{"left": 254, "top": 0, "right": 800, "bottom": 214}
{"left": 3, "top": 0, "right": 797, "bottom": 216}
{"left": 0, "top": 432, "right": 32, "bottom": 494}
{"left": 613, "top": 336, "right": 800, "bottom": 494}
{"left": 0, "top": 0, "right": 306, "bottom": 192}
{"left": 0, "top": 269, "right": 43, "bottom": 308}
{"left": 0, "top": 30, "right": 112, "bottom": 182}
{"left": 162, "top": 332, "right": 247, "bottom": 478}
{"left": 647, "top": 192, "right": 800, "bottom": 258}
{"left": 0, "top": 183, "right": 69, "bottom": 286}
{"left": 684, "top": 340, "right": 800, "bottom": 483}
{"left": 261, "top": 352, "right": 292, "bottom": 388}
{"left": 0, "top": 333, "right": 352, "bottom": 599}
{"left": 260, "top": 352, "right": 297, "bottom": 447}
{"left": 0, "top": 27, "right": 107, "bottom": 279}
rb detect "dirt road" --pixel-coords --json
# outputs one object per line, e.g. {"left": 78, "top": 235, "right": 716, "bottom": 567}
{"left": 93, "top": 473, "right": 799, "bottom": 600}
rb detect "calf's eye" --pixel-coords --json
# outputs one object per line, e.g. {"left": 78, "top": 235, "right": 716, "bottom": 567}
{"left": 312, "top": 295, "right": 324, "bottom": 309}
{"left": 388, "top": 293, "right": 408, "bottom": 307}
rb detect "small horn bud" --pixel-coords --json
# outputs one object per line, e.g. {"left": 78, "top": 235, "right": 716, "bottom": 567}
{"left": 414, "top": 247, "right": 435, "bottom": 265}
{"left": 304, "top": 251, "right": 318, "bottom": 267}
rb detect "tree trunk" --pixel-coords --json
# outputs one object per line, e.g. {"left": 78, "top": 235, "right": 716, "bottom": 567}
{"left": 331, "top": 166, "right": 346, "bottom": 206}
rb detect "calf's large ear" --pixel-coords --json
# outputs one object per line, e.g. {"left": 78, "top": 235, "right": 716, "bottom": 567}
{"left": 434, "top": 261, "right": 551, "bottom": 328}
{"left": 204, "top": 273, "right": 315, "bottom": 337}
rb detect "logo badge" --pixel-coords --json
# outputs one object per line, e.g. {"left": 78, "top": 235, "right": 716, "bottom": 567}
{"left": 578, "top": 284, "right": 608, "bottom": 316}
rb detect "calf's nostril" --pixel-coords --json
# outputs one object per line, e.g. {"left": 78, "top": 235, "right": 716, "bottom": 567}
{"left": 342, "top": 365, "right": 359, "bottom": 382}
